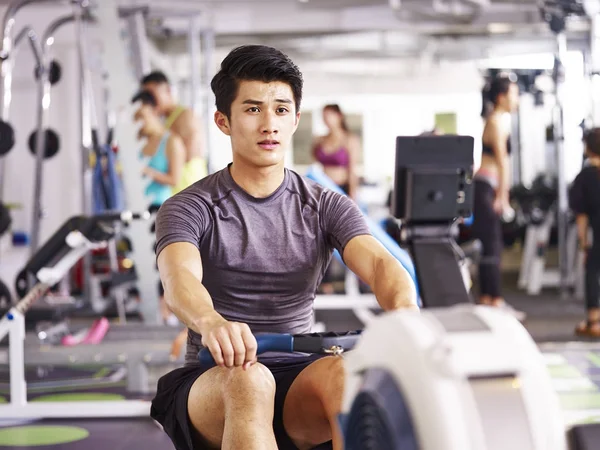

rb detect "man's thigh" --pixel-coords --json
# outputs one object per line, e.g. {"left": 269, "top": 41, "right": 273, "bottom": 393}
{"left": 187, "top": 366, "right": 227, "bottom": 448}
{"left": 282, "top": 356, "right": 345, "bottom": 449}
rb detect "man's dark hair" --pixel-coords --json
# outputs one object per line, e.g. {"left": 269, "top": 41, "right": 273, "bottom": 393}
{"left": 141, "top": 71, "right": 169, "bottom": 85}
{"left": 210, "top": 45, "right": 303, "bottom": 119}
{"left": 131, "top": 90, "right": 157, "bottom": 107}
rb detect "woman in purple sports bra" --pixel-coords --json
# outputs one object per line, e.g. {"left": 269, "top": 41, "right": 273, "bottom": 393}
{"left": 312, "top": 104, "right": 360, "bottom": 199}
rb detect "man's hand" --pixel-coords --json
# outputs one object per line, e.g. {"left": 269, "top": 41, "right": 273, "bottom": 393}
{"left": 199, "top": 312, "right": 258, "bottom": 369}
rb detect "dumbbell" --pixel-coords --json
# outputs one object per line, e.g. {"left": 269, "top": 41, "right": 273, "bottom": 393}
{"left": 28, "top": 128, "right": 60, "bottom": 159}
{"left": 34, "top": 60, "right": 62, "bottom": 85}
{"left": 0, "top": 120, "right": 15, "bottom": 156}
{"left": 501, "top": 206, "right": 516, "bottom": 223}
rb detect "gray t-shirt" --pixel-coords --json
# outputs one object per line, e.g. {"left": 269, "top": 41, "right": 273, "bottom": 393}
{"left": 155, "top": 165, "right": 371, "bottom": 364}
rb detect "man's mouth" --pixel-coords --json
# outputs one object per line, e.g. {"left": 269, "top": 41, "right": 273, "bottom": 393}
{"left": 258, "top": 140, "right": 280, "bottom": 150}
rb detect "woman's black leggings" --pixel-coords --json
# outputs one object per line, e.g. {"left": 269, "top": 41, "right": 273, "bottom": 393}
{"left": 471, "top": 179, "right": 503, "bottom": 298}
{"left": 586, "top": 234, "right": 600, "bottom": 310}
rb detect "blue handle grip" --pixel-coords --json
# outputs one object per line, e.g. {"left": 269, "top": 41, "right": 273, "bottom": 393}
{"left": 198, "top": 333, "right": 294, "bottom": 367}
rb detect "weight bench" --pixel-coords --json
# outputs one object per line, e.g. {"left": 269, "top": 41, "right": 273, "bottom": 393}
{"left": 0, "top": 212, "right": 152, "bottom": 419}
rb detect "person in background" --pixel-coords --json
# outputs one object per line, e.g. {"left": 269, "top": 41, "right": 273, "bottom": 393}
{"left": 312, "top": 105, "right": 362, "bottom": 294}
{"left": 133, "top": 91, "right": 186, "bottom": 207}
{"left": 137, "top": 71, "right": 207, "bottom": 189}
{"left": 571, "top": 128, "right": 600, "bottom": 337}
{"left": 132, "top": 90, "right": 185, "bottom": 323}
{"left": 471, "top": 73, "right": 525, "bottom": 320}
{"left": 312, "top": 104, "right": 361, "bottom": 200}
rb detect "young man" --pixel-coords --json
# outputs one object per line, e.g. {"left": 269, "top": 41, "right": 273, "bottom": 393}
{"left": 138, "top": 71, "right": 207, "bottom": 189}
{"left": 150, "top": 45, "right": 418, "bottom": 450}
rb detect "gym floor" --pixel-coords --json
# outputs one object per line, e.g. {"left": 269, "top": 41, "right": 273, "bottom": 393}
{"left": 0, "top": 271, "right": 599, "bottom": 449}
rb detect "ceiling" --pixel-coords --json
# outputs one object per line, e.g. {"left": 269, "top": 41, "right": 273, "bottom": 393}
{"left": 118, "top": 0, "right": 596, "bottom": 75}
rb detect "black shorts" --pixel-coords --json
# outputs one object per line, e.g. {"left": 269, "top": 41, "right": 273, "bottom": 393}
{"left": 150, "top": 354, "right": 333, "bottom": 450}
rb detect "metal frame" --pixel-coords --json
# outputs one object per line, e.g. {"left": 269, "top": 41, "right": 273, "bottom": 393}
{"left": 200, "top": 26, "right": 215, "bottom": 172}
{"left": 553, "top": 31, "right": 571, "bottom": 298}
{"left": 28, "top": 4, "right": 98, "bottom": 306}
{"left": 123, "top": 8, "right": 151, "bottom": 80}
{"left": 30, "top": 14, "right": 92, "bottom": 256}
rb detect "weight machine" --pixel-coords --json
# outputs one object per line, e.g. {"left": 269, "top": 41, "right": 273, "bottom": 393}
{"left": 391, "top": 135, "right": 475, "bottom": 308}
{"left": 3, "top": 1, "right": 132, "bottom": 322}
{"left": 336, "top": 133, "right": 600, "bottom": 449}
{"left": 0, "top": 211, "right": 151, "bottom": 419}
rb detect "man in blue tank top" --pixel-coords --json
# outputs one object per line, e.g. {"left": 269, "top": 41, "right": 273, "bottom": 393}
{"left": 150, "top": 45, "right": 418, "bottom": 450}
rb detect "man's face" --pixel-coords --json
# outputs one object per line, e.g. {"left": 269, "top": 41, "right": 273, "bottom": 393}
{"left": 142, "top": 81, "right": 171, "bottom": 115}
{"left": 214, "top": 80, "right": 300, "bottom": 169}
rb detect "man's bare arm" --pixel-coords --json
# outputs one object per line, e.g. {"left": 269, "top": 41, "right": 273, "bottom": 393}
{"left": 342, "top": 235, "right": 418, "bottom": 311}
{"left": 158, "top": 242, "right": 257, "bottom": 367}
{"left": 158, "top": 242, "right": 220, "bottom": 332}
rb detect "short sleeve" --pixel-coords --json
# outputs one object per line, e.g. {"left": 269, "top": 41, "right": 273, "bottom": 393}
{"left": 568, "top": 173, "right": 586, "bottom": 215}
{"left": 154, "top": 191, "right": 209, "bottom": 258}
{"left": 320, "top": 191, "right": 371, "bottom": 255}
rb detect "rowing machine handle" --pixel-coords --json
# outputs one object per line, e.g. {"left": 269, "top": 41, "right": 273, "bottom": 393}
{"left": 198, "top": 333, "right": 293, "bottom": 367}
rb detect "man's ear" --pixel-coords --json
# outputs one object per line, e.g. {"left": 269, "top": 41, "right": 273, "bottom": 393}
{"left": 214, "top": 111, "right": 231, "bottom": 136}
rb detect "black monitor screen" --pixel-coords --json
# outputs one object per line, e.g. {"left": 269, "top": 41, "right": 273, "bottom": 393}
{"left": 392, "top": 135, "right": 474, "bottom": 224}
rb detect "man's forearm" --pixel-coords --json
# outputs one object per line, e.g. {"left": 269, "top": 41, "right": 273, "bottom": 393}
{"left": 163, "top": 268, "right": 221, "bottom": 333}
{"left": 371, "top": 256, "right": 418, "bottom": 311}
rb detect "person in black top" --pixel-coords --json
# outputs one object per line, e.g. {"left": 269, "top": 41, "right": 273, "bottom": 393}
{"left": 571, "top": 128, "right": 600, "bottom": 337}
{"left": 471, "top": 73, "right": 525, "bottom": 320}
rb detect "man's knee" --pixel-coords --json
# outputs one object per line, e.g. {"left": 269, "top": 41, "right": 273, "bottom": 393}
{"left": 311, "top": 357, "right": 345, "bottom": 413}
{"left": 220, "top": 363, "right": 276, "bottom": 404}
